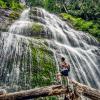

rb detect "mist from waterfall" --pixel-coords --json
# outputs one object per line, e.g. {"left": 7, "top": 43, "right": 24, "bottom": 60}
{"left": 0, "top": 7, "right": 100, "bottom": 96}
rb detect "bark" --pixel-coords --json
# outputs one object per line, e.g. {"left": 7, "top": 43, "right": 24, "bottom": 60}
{"left": 0, "top": 80, "right": 100, "bottom": 100}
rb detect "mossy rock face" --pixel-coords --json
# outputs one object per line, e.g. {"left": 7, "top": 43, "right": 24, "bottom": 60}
{"left": 29, "top": 39, "right": 58, "bottom": 99}
{"left": 29, "top": 39, "right": 57, "bottom": 88}
{"left": 9, "top": 11, "right": 20, "bottom": 19}
{"left": 30, "top": 23, "right": 50, "bottom": 38}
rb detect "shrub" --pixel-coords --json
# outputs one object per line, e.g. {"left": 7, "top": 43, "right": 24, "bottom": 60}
{"left": 9, "top": 1, "right": 25, "bottom": 11}
{"left": 0, "top": 0, "right": 7, "bottom": 8}
{"left": 80, "top": 21, "right": 93, "bottom": 31}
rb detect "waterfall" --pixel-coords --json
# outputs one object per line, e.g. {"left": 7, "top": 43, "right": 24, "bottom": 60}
{"left": 0, "top": 7, "right": 100, "bottom": 97}
{"left": 30, "top": 7, "right": 100, "bottom": 89}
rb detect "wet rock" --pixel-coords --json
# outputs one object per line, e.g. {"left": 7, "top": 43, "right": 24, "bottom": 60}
{"left": 91, "top": 49, "right": 100, "bottom": 55}
{"left": 30, "top": 7, "right": 44, "bottom": 18}
{"left": 30, "top": 16, "right": 46, "bottom": 24}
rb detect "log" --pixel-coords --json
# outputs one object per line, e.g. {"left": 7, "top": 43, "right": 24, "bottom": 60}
{"left": 0, "top": 80, "right": 100, "bottom": 100}
{"left": 0, "top": 85, "right": 68, "bottom": 100}
{"left": 72, "top": 81, "right": 100, "bottom": 100}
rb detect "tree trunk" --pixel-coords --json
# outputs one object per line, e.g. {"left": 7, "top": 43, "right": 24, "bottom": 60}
{"left": 0, "top": 80, "right": 100, "bottom": 100}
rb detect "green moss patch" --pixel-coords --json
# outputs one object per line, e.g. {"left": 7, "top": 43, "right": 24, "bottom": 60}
{"left": 32, "top": 23, "right": 44, "bottom": 33}
{"left": 9, "top": 11, "right": 20, "bottom": 19}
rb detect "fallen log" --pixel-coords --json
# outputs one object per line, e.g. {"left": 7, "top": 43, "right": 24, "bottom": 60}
{"left": 0, "top": 85, "right": 68, "bottom": 100}
{"left": 0, "top": 80, "right": 100, "bottom": 100}
{"left": 72, "top": 81, "right": 100, "bottom": 100}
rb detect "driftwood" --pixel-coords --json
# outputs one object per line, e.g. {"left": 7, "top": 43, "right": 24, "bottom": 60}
{"left": 0, "top": 80, "right": 100, "bottom": 100}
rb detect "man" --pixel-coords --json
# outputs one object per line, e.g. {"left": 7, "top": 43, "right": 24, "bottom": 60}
{"left": 56, "top": 57, "right": 71, "bottom": 100}
{"left": 56, "top": 57, "right": 70, "bottom": 86}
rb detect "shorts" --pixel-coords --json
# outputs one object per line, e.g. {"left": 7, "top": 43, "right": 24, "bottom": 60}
{"left": 61, "top": 70, "right": 69, "bottom": 76}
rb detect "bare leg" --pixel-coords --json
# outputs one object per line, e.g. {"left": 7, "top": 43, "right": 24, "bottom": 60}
{"left": 65, "top": 76, "right": 69, "bottom": 86}
{"left": 56, "top": 72, "right": 62, "bottom": 81}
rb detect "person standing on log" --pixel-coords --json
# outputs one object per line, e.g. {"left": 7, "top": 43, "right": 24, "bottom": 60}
{"left": 56, "top": 57, "right": 70, "bottom": 86}
{"left": 56, "top": 57, "right": 71, "bottom": 100}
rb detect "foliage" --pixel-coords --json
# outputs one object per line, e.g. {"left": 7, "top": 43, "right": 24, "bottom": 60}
{"left": 10, "top": 1, "right": 23, "bottom": 10}
{"left": 0, "top": 0, "right": 7, "bottom": 8}
{"left": 65, "top": 0, "right": 100, "bottom": 23}
{"left": 27, "top": 0, "right": 64, "bottom": 12}
{"left": 27, "top": 0, "right": 100, "bottom": 22}
{"left": 0, "top": 0, "right": 25, "bottom": 10}
{"left": 60, "top": 13, "right": 100, "bottom": 41}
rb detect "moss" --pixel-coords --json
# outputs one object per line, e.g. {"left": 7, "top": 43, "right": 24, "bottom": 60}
{"left": 32, "top": 23, "right": 44, "bottom": 33}
{"left": 29, "top": 40, "right": 57, "bottom": 89}
{"left": 60, "top": 13, "right": 100, "bottom": 41}
{"left": 9, "top": 11, "right": 20, "bottom": 19}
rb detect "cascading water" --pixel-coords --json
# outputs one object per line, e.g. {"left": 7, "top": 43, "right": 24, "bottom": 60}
{"left": 0, "top": 7, "right": 100, "bottom": 100}
{"left": 30, "top": 7, "right": 100, "bottom": 89}
{"left": 0, "top": 9, "right": 33, "bottom": 92}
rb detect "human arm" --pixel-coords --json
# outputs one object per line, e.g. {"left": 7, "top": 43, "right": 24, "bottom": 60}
{"left": 64, "top": 62, "right": 70, "bottom": 69}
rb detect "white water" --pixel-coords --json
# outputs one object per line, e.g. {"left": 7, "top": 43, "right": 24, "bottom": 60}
{"left": 0, "top": 7, "right": 100, "bottom": 96}
{"left": 0, "top": 9, "right": 33, "bottom": 92}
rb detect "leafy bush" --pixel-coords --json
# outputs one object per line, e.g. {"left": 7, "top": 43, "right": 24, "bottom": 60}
{"left": 0, "top": 0, "right": 25, "bottom": 10}
{"left": 0, "top": 0, "right": 7, "bottom": 8}
{"left": 80, "top": 21, "right": 93, "bottom": 31}
{"left": 10, "top": 1, "right": 23, "bottom": 10}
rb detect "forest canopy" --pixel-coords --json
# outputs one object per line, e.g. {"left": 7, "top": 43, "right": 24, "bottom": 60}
{"left": 27, "top": 0, "right": 100, "bottom": 23}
